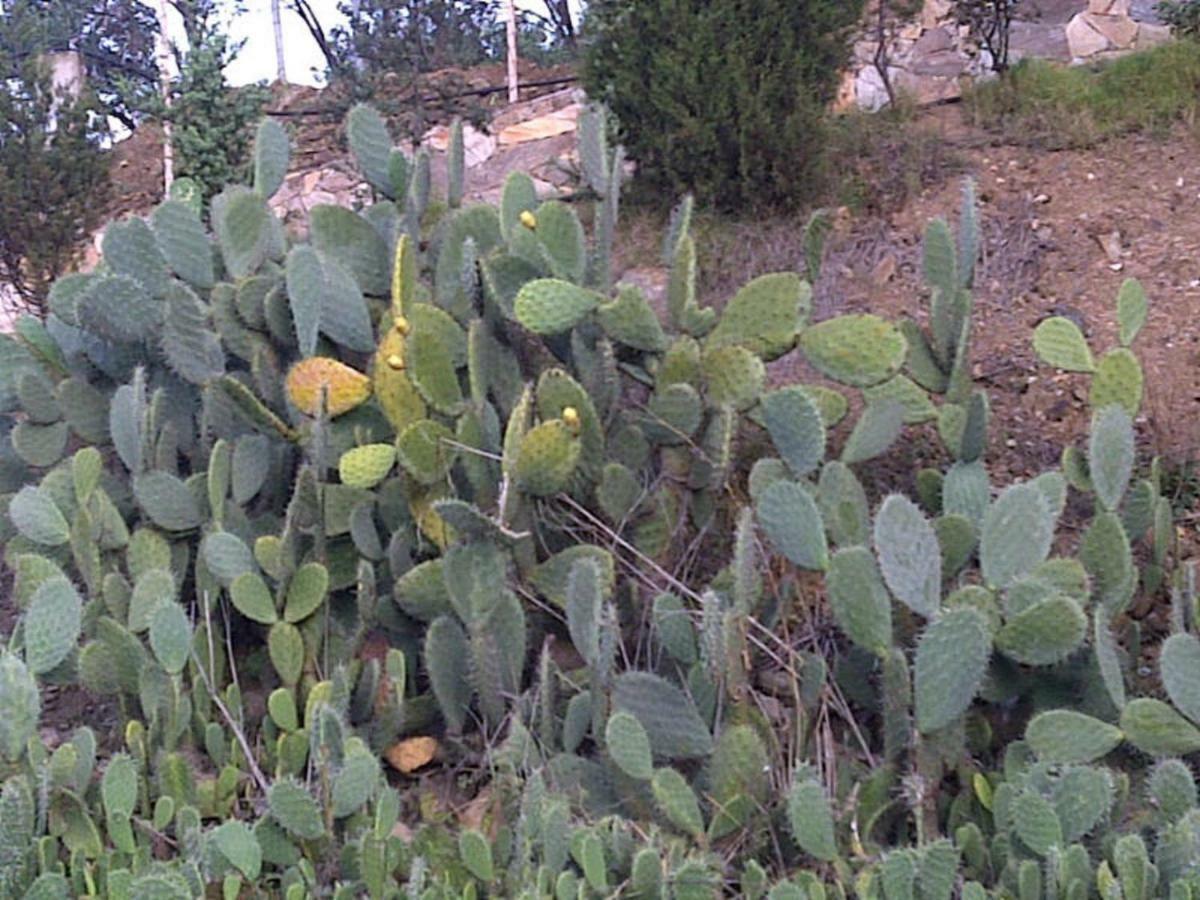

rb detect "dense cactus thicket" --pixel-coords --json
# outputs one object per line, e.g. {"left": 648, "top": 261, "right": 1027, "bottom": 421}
{"left": 0, "top": 102, "right": 1197, "bottom": 900}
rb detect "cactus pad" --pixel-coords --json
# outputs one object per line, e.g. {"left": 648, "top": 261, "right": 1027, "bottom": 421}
{"left": 1120, "top": 698, "right": 1200, "bottom": 757}
{"left": 706, "top": 272, "right": 810, "bottom": 361}
{"left": 874, "top": 494, "right": 941, "bottom": 617}
{"left": 914, "top": 607, "right": 991, "bottom": 733}
{"left": 513, "top": 279, "right": 601, "bottom": 335}
{"left": 1089, "top": 348, "right": 1143, "bottom": 417}
{"left": 1033, "top": 317, "right": 1095, "bottom": 372}
{"left": 285, "top": 358, "right": 372, "bottom": 417}
{"left": 1025, "top": 710, "right": 1123, "bottom": 763}
{"left": 799, "top": 314, "right": 907, "bottom": 387}
{"left": 756, "top": 480, "right": 829, "bottom": 571}
{"left": 338, "top": 444, "right": 396, "bottom": 489}
{"left": 514, "top": 420, "right": 580, "bottom": 497}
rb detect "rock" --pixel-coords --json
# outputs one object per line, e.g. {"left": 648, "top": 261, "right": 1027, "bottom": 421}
{"left": 921, "top": 0, "right": 953, "bottom": 28}
{"left": 1083, "top": 10, "right": 1139, "bottom": 47}
{"left": 910, "top": 50, "right": 968, "bottom": 77}
{"left": 1095, "top": 230, "right": 1123, "bottom": 263}
{"left": 1009, "top": 21, "right": 1073, "bottom": 62}
{"left": 913, "top": 25, "right": 955, "bottom": 55}
{"left": 1088, "top": 0, "right": 1129, "bottom": 14}
{"left": 854, "top": 65, "right": 894, "bottom": 112}
{"left": 1066, "top": 13, "right": 1112, "bottom": 56}
{"left": 1135, "top": 21, "right": 1173, "bottom": 47}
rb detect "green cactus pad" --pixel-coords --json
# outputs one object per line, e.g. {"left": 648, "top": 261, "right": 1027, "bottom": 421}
{"left": 407, "top": 328, "right": 465, "bottom": 415}
{"left": 283, "top": 563, "right": 328, "bottom": 624}
{"left": 76, "top": 274, "right": 162, "bottom": 343}
{"left": 346, "top": 104, "right": 394, "bottom": 196}
{"left": 827, "top": 547, "right": 892, "bottom": 656}
{"left": 148, "top": 602, "right": 191, "bottom": 675}
{"left": 310, "top": 205, "right": 390, "bottom": 297}
{"left": 817, "top": 461, "right": 870, "bottom": 547}
{"left": 874, "top": 494, "right": 941, "bottom": 617}
{"left": 532, "top": 200, "right": 587, "bottom": 283}
{"left": 1033, "top": 317, "right": 1095, "bottom": 372}
{"left": 1014, "top": 791, "right": 1062, "bottom": 857}
{"left": 268, "top": 621, "right": 305, "bottom": 686}
{"left": 151, "top": 200, "right": 214, "bottom": 290}
{"left": 268, "top": 779, "right": 325, "bottom": 840}
{"left": 650, "top": 767, "right": 705, "bottom": 840}
{"left": 914, "top": 607, "right": 991, "bottom": 733}
{"left": 337, "top": 443, "right": 396, "bottom": 490}
{"left": 612, "top": 671, "right": 713, "bottom": 759}
{"left": 213, "top": 186, "right": 271, "bottom": 279}
{"left": 1080, "top": 512, "right": 1134, "bottom": 615}
{"left": 513, "top": 279, "right": 601, "bottom": 335}
{"left": 864, "top": 375, "right": 937, "bottom": 425}
{"left": 514, "top": 420, "right": 580, "bottom": 496}
{"left": 706, "top": 272, "right": 810, "bottom": 361}
{"left": 841, "top": 401, "right": 906, "bottom": 465}
{"left": 1161, "top": 633, "right": 1200, "bottom": 726}
{"left": 996, "top": 595, "right": 1087, "bottom": 665}
{"left": 0, "top": 652, "right": 40, "bottom": 761}
{"left": 24, "top": 576, "right": 82, "bottom": 675}
{"left": 756, "top": 480, "right": 829, "bottom": 570}
{"left": 230, "top": 572, "right": 278, "bottom": 625}
{"left": 1117, "top": 278, "right": 1148, "bottom": 347}
{"left": 606, "top": 711, "right": 654, "bottom": 781}
{"left": 1089, "top": 405, "right": 1135, "bottom": 512}
{"left": 1025, "top": 710, "right": 1123, "bottom": 763}
{"left": 934, "top": 514, "right": 976, "bottom": 576}
{"left": 701, "top": 345, "right": 765, "bottom": 411}
{"left": 800, "top": 314, "right": 907, "bottom": 387}
{"left": 980, "top": 482, "right": 1054, "bottom": 590}
{"left": 597, "top": 287, "right": 667, "bottom": 352}
{"left": 425, "top": 615, "right": 471, "bottom": 733}
{"left": 133, "top": 471, "right": 203, "bottom": 532}
{"left": 707, "top": 724, "right": 770, "bottom": 838}
{"left": 1148, "top": 759, "right": 1196, "bottom": 823}
{"left": 1089, "top": 348, "right": 1143, "bottom": 417}
{"left": 1121, "top": 698, "right": 1200, "bottom": 756}
{"left": 9, "top": 485, "right": 70, "bottom": 546}
{"left": 642, "top": 383, "right": 702, "bottom": 445}
{"left": 787, "top": 779, "right": 838, "bottom": 861}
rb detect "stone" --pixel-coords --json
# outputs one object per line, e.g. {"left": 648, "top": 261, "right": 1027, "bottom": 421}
{"left": 921, "top": 0, "right": 953, "bottom": 28}
{"left": 1009, "top": 22, "right": 1073, "bottom": 62}
{"left": 912, "top": 25, "right": 955, "bottom": 55}
{"left": 1089, "top": 0, "right": 1129, "bottom": 14}
{"left": 854, "top": 65, "right": 893, "bottom": 112}
{"left": 1066, "top": 13, "right": 1112, "bottom": 56}
{"left": 1083, "top": 10, "right": 1139, "bottom": 47}
{"left": 1135, "top": 22, "right": 1173, "bottom": 47}
{"left": 910, "top": 50, "right": 968, "bottom": 77}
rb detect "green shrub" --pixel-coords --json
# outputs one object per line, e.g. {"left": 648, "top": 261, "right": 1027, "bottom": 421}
{"left": 1158, "top": 0, "right": 1200, "bottom": 38}
{"left": 581, "top": 0, "right": 865, "bottom": 211}
{"left": 966, "top": 41, "right": 1200, "bottom": 148}
{"left": 0, "top": 98, "right": 1196, "bottom": 899}
{"left": 0, "top": 54, "right": 109, "bottom": 310}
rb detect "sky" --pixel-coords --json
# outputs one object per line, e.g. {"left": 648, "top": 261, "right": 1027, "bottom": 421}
{"left": 160, "top": 0, "right": 580, "bottom": 87}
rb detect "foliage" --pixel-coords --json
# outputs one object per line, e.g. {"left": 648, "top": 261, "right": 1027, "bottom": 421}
{"left": 1159, "top": 0, "right": 1200, "bottom": 38}
{"left": 0, "top": 42, "right": 109, "bottom": 311}
{"left": 581, "top": 0, "right": 866, "bottom": 211}
{"left": 329, "top": 0, "right": 503, "bottom": 75}
{"left": 953, "top": 0, "right": 1019, "bottom": 73}
{"left": 965, "top": 41, "right": 1200, "bottom": 148}
{"left": 160, "top": 0, "right": 270, "bottom": 207}
{"left": 0, "top": 0, "right": 160, "bottom": 128}
{"left": 0, "top": 98, "right": 1197, "bottom": 899}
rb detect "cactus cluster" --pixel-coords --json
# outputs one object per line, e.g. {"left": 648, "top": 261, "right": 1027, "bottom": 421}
{"left": 0, "top": 100, "right": 1193, "bottom": 899}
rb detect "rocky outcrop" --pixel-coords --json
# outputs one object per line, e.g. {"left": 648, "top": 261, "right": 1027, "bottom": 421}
{"left": 836, "top": 0, "right": 1175, "bottom": 112}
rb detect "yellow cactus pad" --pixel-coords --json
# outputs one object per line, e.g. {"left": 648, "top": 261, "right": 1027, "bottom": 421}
{"left": 374, "top": 326, "right": 427, "bottom": 433}
{"left": 285, "top": 358, "right": 371, "bottom": 418}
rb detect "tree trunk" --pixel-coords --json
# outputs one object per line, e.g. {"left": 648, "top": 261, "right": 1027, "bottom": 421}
{"left": 152, "top": 0, "right": 175, "bottom": 190}
{"left": 272, "top": 0, "right": 286, "bottom": 82}
{"left": 505, "top": 0, "right": 519, "bottom": 103}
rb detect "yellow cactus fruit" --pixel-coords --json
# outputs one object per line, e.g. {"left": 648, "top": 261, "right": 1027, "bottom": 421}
{"left": 374, "top": 326, "right": 427, "bottom": 433}
{"left": 285, "top": 358, "right": 371, "bottom": 418}
{"left": 515, "top": 420, "right": 581, "bottom": 497}
{"left": 387, "top": 354, "right": 405, "bottom": 370}
{"left": 338, "top": 443, "right": 397, "bottom": 489}
{"left": 393, "top": 315, "right": 411, "bottom": 336}
{"left": 520, "top": 210, "right": 537, "bottom": 230}
{"left": 561, "top": 406, "right": 581, "bottom": 436}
